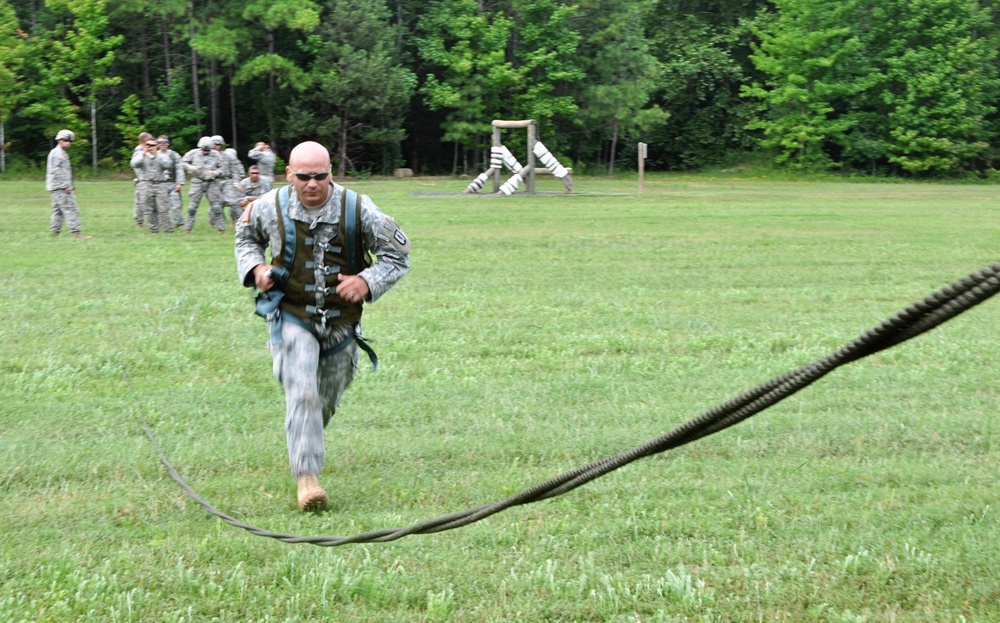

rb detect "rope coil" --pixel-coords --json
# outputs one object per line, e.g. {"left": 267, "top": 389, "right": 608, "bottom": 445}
{"left": 145, "top": 261, "right": 1000, "bottom": 546}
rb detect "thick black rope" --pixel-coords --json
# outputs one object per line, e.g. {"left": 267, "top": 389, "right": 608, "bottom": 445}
{"left": 144, "top": 261, "right": 1000, "bottom": 546}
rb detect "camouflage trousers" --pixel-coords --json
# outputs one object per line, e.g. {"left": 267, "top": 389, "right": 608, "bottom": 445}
{"left": 268, "top": 318, "right": 358, "bottom": 477}
{"left": 137, "top": 181, "right": 172, "bottom": 233}
{"left": 186, "top": 178, "right": 224, "bottom": 232}
{"left": 224, "top": 182, "right": 244, "bottom": 224}
{"left": 50, "top": 190, "right": 82, "bottom": 234}
{"left": 133, "top": 180, "right": 142, "bottom": 225}
{"left": 168, "top": 187, "right": 184, "bottom": 228}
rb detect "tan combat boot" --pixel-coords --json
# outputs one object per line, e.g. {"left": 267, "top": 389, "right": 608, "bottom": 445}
{"left": 296, "top": 474, "right": 329, "bottom": 512}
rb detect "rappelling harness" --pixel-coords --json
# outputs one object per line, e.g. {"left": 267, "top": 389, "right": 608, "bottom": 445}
{"left": 254, "top": 185, "right": 378, "bottom": 370}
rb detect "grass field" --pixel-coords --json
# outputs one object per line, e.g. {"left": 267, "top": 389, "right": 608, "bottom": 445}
{"left": 1, "top": 174, "right": 998, "bottom": 622}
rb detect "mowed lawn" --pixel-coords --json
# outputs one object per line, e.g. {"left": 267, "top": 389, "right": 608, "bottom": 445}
{"left": 1, "top": 174, "right": 997, "bottom": 622}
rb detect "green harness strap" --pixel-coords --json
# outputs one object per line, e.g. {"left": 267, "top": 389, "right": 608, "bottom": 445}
{"left": 255, "top": 186, "right": 377, "bottom": 370}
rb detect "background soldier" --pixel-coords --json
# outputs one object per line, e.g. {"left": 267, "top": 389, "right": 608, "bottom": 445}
{"left": 46, "top": 129, "right": 92, "bottom": 239}
{"left": 131, "top": 137, "right": 174, "bottom": 233}
{"left": 132, "top": 132, "right": 154, "bottom": 229}
{"left": 209, "top": 136, "right": 235, "bottom": 233}
{"left": 223, "top": 147, "right": 246, "bottom": 225}
{"left": 181, "top": 136, "right": 226, "bottom": 233}
{"left": 157, "top": 135, "right": 186, "bottom": 230}
{"left": 236, "top": 164, "right": 272, "bottom": 213}
{"left": 248, "top": 141, "right": 276, "bottom": 184}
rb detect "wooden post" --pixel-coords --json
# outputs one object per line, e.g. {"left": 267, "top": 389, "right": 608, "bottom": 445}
{"left": 492, "top": 125, "right": 502, "bottom": 193}
{"left": 638, "top": 142, "right": 647, "bottom": 196}
{"left": 527, "top": 122, "right": 537, "bottom": 195}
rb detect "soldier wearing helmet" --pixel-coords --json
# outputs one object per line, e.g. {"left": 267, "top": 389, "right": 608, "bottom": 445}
{"left": 180, "top": 136, "right": 226, "bottom": 233}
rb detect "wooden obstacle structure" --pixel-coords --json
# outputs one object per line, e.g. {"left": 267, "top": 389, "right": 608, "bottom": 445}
{"left": 465, "top": 119, "right": 572, "bottom": 195}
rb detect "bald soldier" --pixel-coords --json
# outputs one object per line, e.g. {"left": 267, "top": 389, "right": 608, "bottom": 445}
{"left": 235, "top": 141, "right": 410, "bottom": 511}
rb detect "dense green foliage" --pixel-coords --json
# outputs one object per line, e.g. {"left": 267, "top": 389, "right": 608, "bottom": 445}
{"left": 5, "top": 0, "right": 1000, "bottom": 176}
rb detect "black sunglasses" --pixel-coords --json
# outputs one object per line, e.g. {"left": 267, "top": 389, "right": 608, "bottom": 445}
{"left": 291, "top": 170, "right": 331, "bottom": 181}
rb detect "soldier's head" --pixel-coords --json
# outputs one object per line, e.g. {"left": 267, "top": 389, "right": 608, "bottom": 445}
{"left": 55, "top": 129, "right": 74, "bottom": 148}
{"left": 255, "top": 141, "right": 270, "bottom": 152}
{"left": 248, "top": 165, "right": 260, "bottom": 181}
{"left": 138, "top": 132, "right": 153, "bottom": 145}
{"left": 211, "top": 135, "right": 224, "bottom": 150}
{"left": 286, "top": 141, "right": 332, "bottom": 208}
{"left": 197, "top": 136, "right": 212, "bottom": 152}
{"left": 156, "top": 135, "right": 170, "bottom": 151}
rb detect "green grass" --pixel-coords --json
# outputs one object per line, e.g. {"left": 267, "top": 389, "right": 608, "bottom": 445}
{"left": 1, "top": 174, "right": 998, "bottom": 622}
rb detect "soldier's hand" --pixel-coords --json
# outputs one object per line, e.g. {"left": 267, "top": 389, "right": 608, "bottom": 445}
{"left": 253, "top": 264, "right": 275, "bottom": 292}
{"left": 336, "top": 273, "right": 370, "bottom": 303}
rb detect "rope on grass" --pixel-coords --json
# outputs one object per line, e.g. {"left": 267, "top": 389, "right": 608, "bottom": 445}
{"left": 145, "top": 261, "right": 1000, "bottom": 546}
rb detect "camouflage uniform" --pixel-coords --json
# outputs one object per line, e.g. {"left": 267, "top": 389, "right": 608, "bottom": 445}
{"left": 131, "top": 148, "right": 174, "bottom": 233}
{"left": 248, "top": 144, "right": 277, "bottom": 184}
{"left": 132, "top": 145, "right": 143, "bottom": 226}
{"left": 46, "top": 144, "right": 82, "bottom": 234}
{"left": 235, "top": 183, "right": 410, "bottom": 477}
{"left": 181, "top": 147, "right": 225, "bottom": 231}
{"left": 222, "top": 149, "right": 246, "bottom": 224}
{"left": 160, "top": 148, "right": 186, "bottom": 228}
{"left": 236, "top": 174, "right": 272, "bottom": 212}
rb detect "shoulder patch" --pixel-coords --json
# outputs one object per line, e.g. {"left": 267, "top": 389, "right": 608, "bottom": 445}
{"left": 379, "top": 217, "right": 410, "bottom": 254}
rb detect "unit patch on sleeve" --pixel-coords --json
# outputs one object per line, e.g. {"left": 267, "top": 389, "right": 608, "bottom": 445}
{"left": 380, "top": 217, "right": 410, "bottom": 253}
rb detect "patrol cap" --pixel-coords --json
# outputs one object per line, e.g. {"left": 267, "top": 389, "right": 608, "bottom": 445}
{"left": 55, "top": 129, "right": 75, "bottom": 142}
{"left": 211, "top": 135, "right": 224, "bottom": 146}
{"left": 224, "top": 148, "right": 237, "bottom": 158}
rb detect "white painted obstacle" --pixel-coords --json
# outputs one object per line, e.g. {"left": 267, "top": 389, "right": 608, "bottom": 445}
{"left": 465, "top": 146, "right": 524, "bottom": 194}
{"left": 464, "top": 120, "right": 572, "bottom": 195}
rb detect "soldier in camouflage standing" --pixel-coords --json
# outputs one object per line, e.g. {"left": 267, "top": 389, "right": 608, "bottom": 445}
{"left": 208, "top": 136, "right": 235, "bottom": 234}
{"left": 235, "top": 141, "right": 410, "bottom": 512}
{"left": 132, "top": 132, "right": 154, "bottom": 229}
{"left": 46, "top": 129, "right": 92, "bottom": 239}
{"left": 236, "top": 164, "right": 272, "bottom": 213}
{"left": 131, "top": 136, "right": 175, "bottom": 233}
{"left": 157, "top": 135, "right": 186, "bottom": 230}
{"left": 248, "top": 141, "right": 276, "bottom": 185}
{"left": 181, "top": 136, "right": 226, "bottom": 233}
{"left": 223, "top": 147, "right": 246, "bottom": 226}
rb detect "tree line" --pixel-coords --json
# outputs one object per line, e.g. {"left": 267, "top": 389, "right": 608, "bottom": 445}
{"left": 2, "top": 0, "right": 999, "bottom": 178}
